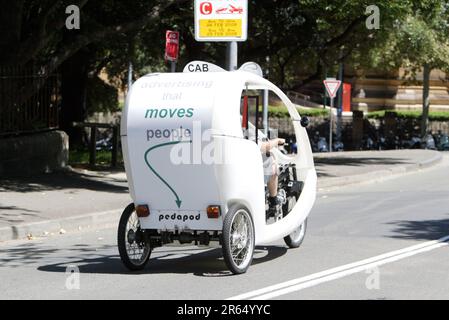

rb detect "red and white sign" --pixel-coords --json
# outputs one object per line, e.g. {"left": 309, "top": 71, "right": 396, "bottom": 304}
{"left": 323, "top": 79, "right": 342, "bottom": 98}
{"left": 165, "top": 30, "right": 179, "bottom": 62}
{"left": 216, "top": 4, "right": 244, "bottom": 14}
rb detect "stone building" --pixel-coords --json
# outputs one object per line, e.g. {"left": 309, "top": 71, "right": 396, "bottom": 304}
{"left": 347, "top": 68, "right": 449, "bottom": 112}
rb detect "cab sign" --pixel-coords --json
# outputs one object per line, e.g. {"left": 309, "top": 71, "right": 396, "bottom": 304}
{"left": 183, "top": 61, "right": 225, "bottom": 73}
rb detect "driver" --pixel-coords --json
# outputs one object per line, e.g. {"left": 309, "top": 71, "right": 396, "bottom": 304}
{"left": 259, "top": 138, "right": 286, "bottom": 210}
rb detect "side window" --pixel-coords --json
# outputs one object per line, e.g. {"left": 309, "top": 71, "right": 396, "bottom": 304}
{"left": 268, "top": 91, "right": 297, "bottom": 154}
{"left": 240, "top": 91, "right": 264, "bottom": 143}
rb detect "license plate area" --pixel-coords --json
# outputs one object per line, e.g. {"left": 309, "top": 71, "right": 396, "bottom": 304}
{"left": 139, "top": 209, "right": 222, "bottom": 231}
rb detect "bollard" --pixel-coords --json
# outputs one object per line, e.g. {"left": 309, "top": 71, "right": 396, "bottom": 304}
{"left": 111, "top": 126, "right": 119, "bottom": 168}
{"left": 89, "top": 125, "right": 97, "bottom": 167}
{"left": 352, "top": 110, "right": 364, "bottom": 150}
{"left": 384, "top": 111, "right": 397, "bottom": 145}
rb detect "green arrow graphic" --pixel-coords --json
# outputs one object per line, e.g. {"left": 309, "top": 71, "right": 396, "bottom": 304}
{"left": 144, "top": 140, "right": 191, "bottom": 208}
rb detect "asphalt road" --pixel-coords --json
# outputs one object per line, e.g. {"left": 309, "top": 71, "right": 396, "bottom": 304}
{"left": 1, "top": 155, "right": 448, "bottom": 300}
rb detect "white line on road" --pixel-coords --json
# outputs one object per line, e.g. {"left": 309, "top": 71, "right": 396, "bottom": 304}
{"left": 227, "top": 235, "right": 449, "bottom": 300}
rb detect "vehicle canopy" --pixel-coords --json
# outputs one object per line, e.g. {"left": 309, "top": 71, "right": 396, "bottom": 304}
{"left": 121, "top": 71, "right": 316, "bottom": 244}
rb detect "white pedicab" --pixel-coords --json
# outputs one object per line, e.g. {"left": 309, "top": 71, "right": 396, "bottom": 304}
{"left": 118, "top": 70, "right": 317, "bottom": 274}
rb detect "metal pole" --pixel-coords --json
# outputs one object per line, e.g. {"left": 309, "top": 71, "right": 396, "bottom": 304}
{"left": 323, "top": 66, "right": 327, "bottom": 109}
{"left": 329, "top": 98, "right": 333, "bottom": 152}
{"left": 263, "top": 89, "right": 269, "bottom": 136}
{"left": 170, "top": 61, "right": 177, "bottom": 73}
{"left": 336, "top": 60, "right": 344, "bottom": 143}
{"left": 89, "top": 125, "right": 97, "bottom": 167}
{"left": 127, "top": 62, "right": 133, "bottom": 89}
{"left": 263, "top": 56, "right": 270, "bottom": 136}
{"left": 226, "top": 41, "right": 238, "bottom": 71}
{"left": 111, "top": 126, "right": 118, "bottom": 168}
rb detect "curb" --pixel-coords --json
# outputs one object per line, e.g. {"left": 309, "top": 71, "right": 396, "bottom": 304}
{"left": 318, "top": 151, "right": 443, "bottom": 189}
{"left": 0, "top": 209, "right": 122, "bottom": 242}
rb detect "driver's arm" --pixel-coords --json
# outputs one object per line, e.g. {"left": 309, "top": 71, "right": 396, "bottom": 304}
{"left": 259, "top": 138, "right": 285, "bottom": 154}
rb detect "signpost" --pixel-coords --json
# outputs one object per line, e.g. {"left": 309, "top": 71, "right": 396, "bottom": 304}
{"left": 194, "top": 0, "right": 248, "bottom": 70}
{"left": 323, "top": 78, "right": 342, "bottom": 152}
{"left": 165, "top": 30, "right": 180, "bottom": 72}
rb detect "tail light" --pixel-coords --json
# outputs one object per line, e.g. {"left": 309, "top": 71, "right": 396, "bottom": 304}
{"left": 207, "top": 205, "right": 221, "bottom": 218}
{"left": 136, "top": 204, "right": 150, "bottom": 217}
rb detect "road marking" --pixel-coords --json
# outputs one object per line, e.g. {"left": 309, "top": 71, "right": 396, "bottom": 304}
{"left": 227, "top": 235, "right": 449, "bottom": 300}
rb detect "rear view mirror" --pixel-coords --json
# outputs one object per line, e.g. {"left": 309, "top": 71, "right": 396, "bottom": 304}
{"left": 300, "top": 116, "right": 309, "bottom": 128}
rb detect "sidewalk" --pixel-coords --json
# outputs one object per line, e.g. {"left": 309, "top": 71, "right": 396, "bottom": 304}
{"left": 315, "top": 149, "right": 442, "bottom": 189}
{"left": 0, "top": 149, "right": 442, "bottom": 241}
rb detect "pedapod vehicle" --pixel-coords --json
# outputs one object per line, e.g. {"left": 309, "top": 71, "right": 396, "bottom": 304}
{"left": 118, "top": 70, "right": 317, "bottom": 274}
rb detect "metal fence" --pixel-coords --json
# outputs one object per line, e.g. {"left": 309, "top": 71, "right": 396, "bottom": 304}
{"left": 0, "top": 66, "right": 59, "bottom": 136}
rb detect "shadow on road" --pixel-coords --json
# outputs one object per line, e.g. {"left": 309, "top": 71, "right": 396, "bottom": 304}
{"left": 0, "top": 206, "right": 42, "bottom": 225}
{"left": 33, "top": 245, "right": 287, "bottom": 277}
{"left": 314, "top": 157, "right": 410, "bottom": 167}
{"left": 314, "top": 156, "right": 411, "bottom": 178}
{"left": 0, "top": 171, "right": 128, "bottom": 193}
{"left": 387, "top": 215, "right": 449, "bottom": 241}
{"left": 0, "top": 243, "right": 120, "bottom": 267}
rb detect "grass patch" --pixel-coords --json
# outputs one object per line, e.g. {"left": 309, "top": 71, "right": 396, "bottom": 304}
{"left": 367, "top": 110, "right": 449, "bottom": 121}
{"left": 69, "top": 149, "right": 122, "bottom": 166}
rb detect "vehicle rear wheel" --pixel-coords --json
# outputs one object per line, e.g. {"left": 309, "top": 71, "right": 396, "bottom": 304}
{"left": 222, "top": 204, "right": 255, "bottom": 274}
{"left": 117, "top": 203, "right": 151, "bottom": 270}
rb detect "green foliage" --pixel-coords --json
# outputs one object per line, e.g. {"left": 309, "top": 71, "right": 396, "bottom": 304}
{"left": 356, "top": 1, "right": 449, "bottom": 75}
{"left": 367, "top": 110, "right": 449, "bottom": 121}
{"left": 69, "top": 149, "right": 123, "bottom": 166}
{"left": 70, "top": 149, "right": 111, "bottom": 165}
{"left": 80, "top": 0, "right": 417, "bottom": 90}
{"left": 3, "top": 0, "right": 449, "bottom": 119}
{"left": 245, "top": 0, "right": 411, "bottom": 88}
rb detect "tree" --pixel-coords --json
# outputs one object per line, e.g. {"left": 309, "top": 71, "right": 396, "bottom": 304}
{"left": 361, "top": 1, "right": 449, "bottom": 139}
{"left": 240, "top": 0, "right": 411, "bottom": 90}
{"left": 2, "top": 0, "right": 446, "bottom": 146}
{"left": 0, "top": 0, "right": 188, "bottom": 145}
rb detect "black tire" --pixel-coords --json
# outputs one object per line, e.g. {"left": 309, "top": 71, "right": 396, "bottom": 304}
{"left": 284, "top": 218, "right": 307, "bottom": 248}
{"left": 222, "top": 204, "right": 255, "bottom": 274}
{"left": 117, "top": 203, "right": 151, "bottom": 271}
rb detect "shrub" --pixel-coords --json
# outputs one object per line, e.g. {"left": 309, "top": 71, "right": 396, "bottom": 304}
{"left": 367, "top": 110, "right": 449, "bottom": 121}
{"left": 268, "top": 106, "right": 329, "bottom": 118}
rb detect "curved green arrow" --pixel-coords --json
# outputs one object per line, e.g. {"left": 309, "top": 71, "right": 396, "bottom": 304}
{"left": 144, "top": 140, "right": 191, "bottom": 208}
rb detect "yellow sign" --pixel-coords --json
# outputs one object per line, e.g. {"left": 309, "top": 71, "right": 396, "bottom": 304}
{"left": 199, "top": 19, "right": 242, "bottom": 38}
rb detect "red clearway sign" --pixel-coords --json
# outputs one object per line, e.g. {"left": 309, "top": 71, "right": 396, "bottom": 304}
{"left": 165, "top": 30, "right": 179, "bottom": 62}
{"left": 323, "top": 79, "right": 342, "bottom": 98}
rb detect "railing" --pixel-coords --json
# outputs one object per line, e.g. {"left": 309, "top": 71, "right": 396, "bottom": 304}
{"left": 0, "top": 66, "right": 59, "bottom": 136}
{"left": 72, "top": 122, "right": 120, "bottom": 168}
{"left": 287, "top": 91, "right": 322, "bottom": 108}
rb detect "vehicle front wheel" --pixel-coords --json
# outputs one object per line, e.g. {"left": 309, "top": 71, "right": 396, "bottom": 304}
{"left": 117, "top": 203, "right": 151, "bottom": 271}
{"left": 222, "top": 204, "right": 255, "bottom": 274}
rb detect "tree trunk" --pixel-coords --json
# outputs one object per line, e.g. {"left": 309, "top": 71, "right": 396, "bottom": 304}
{"left": 420, "top": 63, "right": 430, "bottom": 140}
{"left": 60, "top": 49, "right": 90, "bottom": 148}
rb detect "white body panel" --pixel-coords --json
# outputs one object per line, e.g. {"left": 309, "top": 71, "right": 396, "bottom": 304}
{"left": 122, "top": 71, "right": 316, "bottom": 244}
